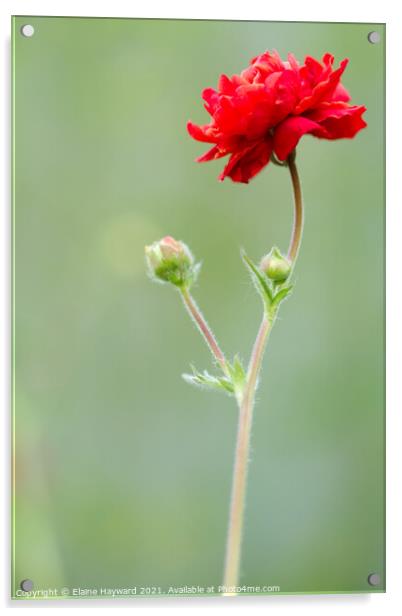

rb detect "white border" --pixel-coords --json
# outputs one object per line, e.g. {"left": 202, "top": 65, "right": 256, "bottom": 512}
{"left": 1, "top": 1, "right": 401, "bottom": 614}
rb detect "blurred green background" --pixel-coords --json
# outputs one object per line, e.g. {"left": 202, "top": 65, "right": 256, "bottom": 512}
{"left": 12, "top": 17, "right": 385, "bottom": 598}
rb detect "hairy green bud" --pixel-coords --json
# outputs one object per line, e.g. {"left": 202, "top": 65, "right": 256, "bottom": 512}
{"left": 260, "top": 247, "right": 291, "bottom": 283}
{"left": 145, "top": 236, "right": 199, "bottom": 288}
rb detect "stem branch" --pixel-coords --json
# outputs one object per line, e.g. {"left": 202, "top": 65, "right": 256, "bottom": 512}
{"left": 180, "top": 287, "right": 228, "bottom": 375}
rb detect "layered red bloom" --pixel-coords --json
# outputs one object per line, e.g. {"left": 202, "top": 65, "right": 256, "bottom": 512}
{"left": 187, "top": 51, "right": 367, "bottom": 183}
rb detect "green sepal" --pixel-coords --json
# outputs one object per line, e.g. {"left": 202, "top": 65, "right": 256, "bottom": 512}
{"left": 271, "top": 284, "right": 293, "bottom": 308}
{"left": 186, "top": 260, "right": 202, "bottom": 289}
{"left": 227, "top": 354, "right": 246, "bottom": 395}
{"left": 241, "top": 250, "right": 273, "bottom": 309}
{"left": 182, "top": 365, "right": 234, "bottom": 395}
{"left": 270, "top": 152, "right": 287, "bottom": 167}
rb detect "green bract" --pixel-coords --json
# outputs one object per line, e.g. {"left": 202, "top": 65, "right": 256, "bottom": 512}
{"left": 182, "top": 355, "right": 246, "bottom": 400}
{"left": 242, "top": 250, "right": 293, "bottom": 315}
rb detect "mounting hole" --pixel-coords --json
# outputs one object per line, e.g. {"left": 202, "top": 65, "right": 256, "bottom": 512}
{"left": 21, "top": 24, "right": 35, "bottom": 38}
{"left": 367, "top": 31, "right": 380, "bottom": 44}
{"left": 20, "top": 579, "right": 34, "bottom": 592}
{"left": 367, "top": 572, "right": 381, "bottom": 587}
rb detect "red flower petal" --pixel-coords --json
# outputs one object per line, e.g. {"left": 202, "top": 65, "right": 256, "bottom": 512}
{"left": 218, "top": 74, "right": 237, "bottom": 95}
{"left": 331, "top": 82, "right": 351, "bottom": 103}
{"left": 249, "top": 50, "right": 285, "bottom": 76}
{"left": 307, "top": 104, "right": 367, "bottom": 139}
{"left": 187, "top": 121, "right": 218, "bottom": 143}
{"left": 202, "top": 87, "right": 220, "bottom": 115}
{"left": 219, "top": 138, "right": 273, "bottom": 183}
{"left": 196, "top": 145, "right": 228, "bottom": 162}
{"left": 269, "top": 69, "right": 300, "bottom": 124}
{"left": 273, "top": 116, "right": 326, "bottom": 160}
{"left": 286, "top": 53, "right": 300, "bottom": 72}
{"left": 295, "top": 58, "right": 349, "bottom": 114}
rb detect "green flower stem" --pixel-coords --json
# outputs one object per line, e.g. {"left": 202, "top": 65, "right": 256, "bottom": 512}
{"left": 223, "top": 150, "right": 303, "bottom": 592}
{"left": 180, "top": 286, "right": 228, "bottom": 375}
{"left": 223, "top": 307, "right": 276, "bottom": 592}
{"left": 287, "top": 151, "right": 303, "bottom": 263}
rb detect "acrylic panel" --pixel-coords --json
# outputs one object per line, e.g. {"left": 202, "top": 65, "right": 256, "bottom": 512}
{"left": 12, "top": 16, "right": 385, "bottom": 599}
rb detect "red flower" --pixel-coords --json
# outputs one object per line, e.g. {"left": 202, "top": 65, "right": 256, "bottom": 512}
{"left": 187, "top": 51, "right": 367, "bottom": 183}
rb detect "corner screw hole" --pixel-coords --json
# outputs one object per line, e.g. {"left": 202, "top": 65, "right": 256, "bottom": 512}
{"left": 21, "top": 24, "right": 35, "bottom": 38}
{"left": 367, "top": 573, "right": 381, "bottom": 587}
{"left": 368, "top": 31, "right": 380, "bottom": 44}
{"left": 20, "top": 579, "right": 34, "bottom": 591}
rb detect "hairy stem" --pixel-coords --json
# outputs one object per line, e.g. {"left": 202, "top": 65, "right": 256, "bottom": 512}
{"left": 180, "top": 287, "right": 228, "bottom": 375}
{"left": 223, "top": 309, "right": 275, "bottom": 591}
{"left": 287, "top": 152, "right": 304, "bottom": 263}
{"left": 222, "top": 148, "right": 304, "bottom": 592}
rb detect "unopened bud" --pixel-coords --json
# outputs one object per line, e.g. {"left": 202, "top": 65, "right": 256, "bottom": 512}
{"left": 260, "top": 247, "right": 291, "bottom": 283}
{"left": 145, "top": 236, "right": 198, "bottom": 287}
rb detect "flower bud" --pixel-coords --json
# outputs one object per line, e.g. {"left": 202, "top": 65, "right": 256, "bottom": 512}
{"left": 260, "top": 247, "right": 291, "bottom": 283}
{"left": 145, "top": 236, "right": 198, "bottom": 287}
